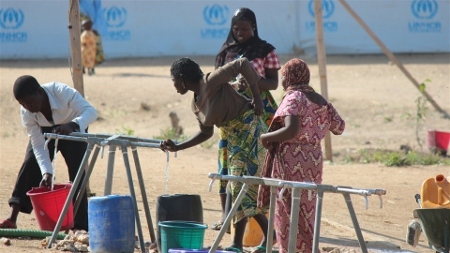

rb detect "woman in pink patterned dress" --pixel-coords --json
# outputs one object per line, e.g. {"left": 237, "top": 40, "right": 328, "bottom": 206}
{"left": 257, "top": 58, "right": 345, "bottom": 253}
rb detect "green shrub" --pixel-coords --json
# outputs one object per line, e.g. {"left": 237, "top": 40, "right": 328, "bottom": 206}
{"left": 344, "top": 148, "right": 450, "bottom": 167}
{"left": 153, "top": 127, "right": 188, "bottom": 142}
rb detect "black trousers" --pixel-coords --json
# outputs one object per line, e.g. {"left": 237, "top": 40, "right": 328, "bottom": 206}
{"left": 9, "top": 126, "right": 89, "bottom": 231}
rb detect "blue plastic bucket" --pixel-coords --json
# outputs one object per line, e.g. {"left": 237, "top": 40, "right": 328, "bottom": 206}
{"left": 88, "top": 195, "right": 135, "bottom": 253}
{"left": 159, "top": 221, "right": 207, "bottom": 253}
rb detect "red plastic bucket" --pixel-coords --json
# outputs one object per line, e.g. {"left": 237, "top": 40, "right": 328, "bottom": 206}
{"left": 26, "top": 183, "right": 74, "bottom": 231}
{"left": 427, "top": 130, "right": 450, "bottom": 155}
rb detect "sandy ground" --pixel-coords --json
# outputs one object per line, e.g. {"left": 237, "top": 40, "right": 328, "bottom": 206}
{"left": 0, "top": 53, "right": 449, "bottom": 253}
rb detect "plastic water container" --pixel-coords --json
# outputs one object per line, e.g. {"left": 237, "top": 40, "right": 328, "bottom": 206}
{"left": 427, "top": 130, "right": 450, "bottom": 155}
{"left": 26, "top": 183, "right": 74, "bottom": 231}
{"left": 245, "top": 217, "right": 264, "bottom": 246}
{"left": 231, "top": 214, "right": 269, "bottom": 247}
{"left": 159, "top": 221, "right": 207, "bottom": 253}
{"left": 88, "top": 195, "right": 135, "bottom": 253}
{"left": 156, "top": 194, "right": 203, "bottom": 253}
{"left": 421, "top": 174, "right": 450, "bottom": 208}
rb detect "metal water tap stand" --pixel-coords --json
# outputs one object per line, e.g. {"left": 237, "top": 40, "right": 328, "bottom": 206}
{"left": 43, "top": 132, "right": 167, "bottom": 252}
{"left": 207, "top": 174, "right": 387, "bottom": 253}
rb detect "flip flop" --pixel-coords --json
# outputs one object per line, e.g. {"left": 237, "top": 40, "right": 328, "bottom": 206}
{"left": 211, "top": 221, "right": 231, "bottom": 234}
{"left": 251, "top": 245, "right": 266, "bottom": 253}
{"left": 211, "top": 221, "right": 223, "bottom": 231}
{"left": 225, "top": 246, "right": 242, "bottom": 253}
{"left": 0, "top": 219, "right": 17, "bottom": 229}
{"left": 251, "top": 245, "right": 279, "bottom": 253}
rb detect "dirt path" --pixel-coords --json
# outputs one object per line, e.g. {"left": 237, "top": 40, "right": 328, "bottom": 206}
{"left": 1, "top": 54, "right": 449, "bottom": 253}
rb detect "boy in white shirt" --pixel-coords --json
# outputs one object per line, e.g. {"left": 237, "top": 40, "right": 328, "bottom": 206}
{"left": 0, "top": 75, "right": 98, "bottom": 231}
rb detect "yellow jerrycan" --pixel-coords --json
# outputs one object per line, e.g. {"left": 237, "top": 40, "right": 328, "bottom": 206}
{"left": 231, "top": 215, "right": 270, "bottom": 247}
{"left": 421, "top": 174, "right": 450, "bottom": 208}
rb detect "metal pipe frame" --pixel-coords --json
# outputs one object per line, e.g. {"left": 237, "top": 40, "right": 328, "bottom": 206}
{"left": 208, "top": 183, "right": 250, "bottom": 252}
{"left": 120, "top": 145, "right": 146, "bottom": 252}
{"left": 45, "top": 132, "right": 163, "bottom": 148}
{"left": 47, "top": 141, "right": 97, "bottom": 248}
{"left": 131, "top": 145, "right": 157, "bottom": 242}
{"left": 207, "top": 173, "right": 386, "bottom": 253}
{"left": 104, "top": 145, "right": 116, "bottom": 195}
{"left": 44, "top": 132, "right": 164, "bottom": 252}
{"left": 71, "top": 132, "right": 164, "bottom": 144}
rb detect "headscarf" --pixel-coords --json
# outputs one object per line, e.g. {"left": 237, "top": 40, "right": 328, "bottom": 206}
{"left": 215, "top": 8, "right": 275, "bottom": 69}
{"left": 79, "top": 0, "right": 108, "bottom": 36}
{"left": 281, "top": 58, "right": 315, "bottom": 93}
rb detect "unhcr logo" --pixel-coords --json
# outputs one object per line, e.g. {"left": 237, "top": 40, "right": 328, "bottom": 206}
{"left": 411, "top": 0, "right": 438, "bottom": 19}
{"left": 201, "top": 4, "right": 229, "bottom": 39}
{"left": 0, "top": 8, "right": 24, "bottom": 29}
{"left": 203, "top": 4, "right": 229, "bottom": 25}
{"left": 409, "top": 0, "right": 440, "bottom": 32}
{"left": 308, "top": 0, "right": 335, "bottom": 19}
{"left": 0, "top": 7, "right": 27, "bottom": 43}
{"left": 306, "top": 0, "right": 338, "bottom": 32}
{"left": 103, "top": 6, "right": 130, "bottom": 41}
{"left": 104, "top": 6, "right": 127, "bottom": 28}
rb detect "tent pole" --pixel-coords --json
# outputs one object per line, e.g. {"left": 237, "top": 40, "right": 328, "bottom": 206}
{"left": 314, "top": 0, "right": 333, "bottom": 161}
{"left": 68, "top": 0, "right": 93, "bottom": 195}
{"left": 339, "top": 0, "right": 449, "bottom": 119}
{"left": 68, "top": 0, "right": 84, "bottom": 97}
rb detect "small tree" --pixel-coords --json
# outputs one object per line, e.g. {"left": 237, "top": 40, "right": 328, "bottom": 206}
{"left": 415, "top": 79, "right": 430, "bottom": 151}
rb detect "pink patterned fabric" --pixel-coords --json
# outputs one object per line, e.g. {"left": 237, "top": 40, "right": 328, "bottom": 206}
{"left": 258, "top": 90, "right": 345, "bottom": 253}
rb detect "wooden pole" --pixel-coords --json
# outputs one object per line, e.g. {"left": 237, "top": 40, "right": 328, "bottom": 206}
{"left": 314, "top": 0, "right": 333, "bottom": 161}
{"left": 68, "top": 0, "right": 84, "bottom": 96}
{"left": 68, "top": 0, "right": 94, "bottom": 196}
{"left": 339, "top": 0, "right": 449, "bottom": 119}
